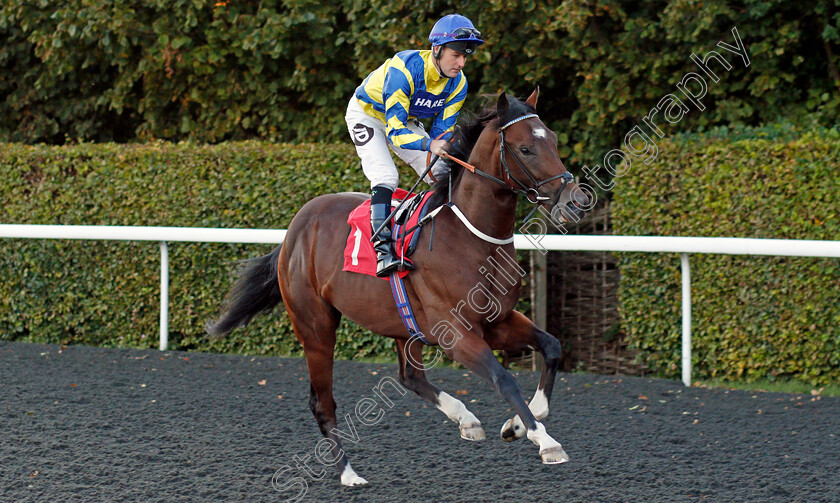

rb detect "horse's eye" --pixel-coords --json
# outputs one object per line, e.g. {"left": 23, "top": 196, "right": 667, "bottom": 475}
{"left": 520, "top": 146, "right": 532, "bottom": 156}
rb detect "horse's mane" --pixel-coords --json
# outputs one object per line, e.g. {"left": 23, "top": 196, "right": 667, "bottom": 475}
{"left": 427, "top": 94, "right": 536, "bottom": 210}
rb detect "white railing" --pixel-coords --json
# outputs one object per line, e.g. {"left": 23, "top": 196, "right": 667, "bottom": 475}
{"left": 2, "top": 224, "right": 839, "bottom": 386}
{"left": 0, "top": 225, "right": 286, "bottom": 353}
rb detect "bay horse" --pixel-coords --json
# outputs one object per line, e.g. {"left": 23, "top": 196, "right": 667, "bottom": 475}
{"left": 207, "top": 87, "right": 590, "bottom": 486}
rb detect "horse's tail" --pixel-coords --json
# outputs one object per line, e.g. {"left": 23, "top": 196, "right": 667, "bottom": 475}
{"left": 205, "top": 245, "right": 284, "bottom": 338}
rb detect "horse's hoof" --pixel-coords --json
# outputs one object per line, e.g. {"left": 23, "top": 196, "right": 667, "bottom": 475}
{"left": 539, "top": 445, "right": 570, "bottom": 465}
{"left": 341, "top": 475, "right": 368, "bottom": 487}
{"left": 340, "top": 464, "right": 368, "bottom": 486}
{"left": 459, "top": 423, "right": 486, "bottom": 441}
{"left": 500, "top": 417, "right": 526, "bottom": 442}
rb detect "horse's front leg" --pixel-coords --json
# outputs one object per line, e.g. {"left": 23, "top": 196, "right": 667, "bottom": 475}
{"left": 394, "top": 338, "right": 485, "bottom": 441}
{"left": 485, "top": 311, "right": 562, "bottom": 443}
{"left": 446, "top": 330, "right": 568, "bottom": 464}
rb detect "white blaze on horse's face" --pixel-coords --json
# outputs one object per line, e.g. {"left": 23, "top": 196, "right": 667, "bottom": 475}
{"left": 532, "top": 127, "right": 547, "bottom": 140}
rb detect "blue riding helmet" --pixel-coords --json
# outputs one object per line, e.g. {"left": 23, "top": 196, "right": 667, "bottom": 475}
{"left": 428, "top": 14, "right": 484, "bottom": 55}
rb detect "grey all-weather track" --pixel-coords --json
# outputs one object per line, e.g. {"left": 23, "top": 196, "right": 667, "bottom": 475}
{"left": 1, "top": 341, "right": 838, "bottom": 502}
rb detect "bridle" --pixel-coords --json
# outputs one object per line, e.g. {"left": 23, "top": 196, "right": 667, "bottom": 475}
{"left": 445, "top": 113, "right": 574, "bottom": 206}
{"left": 410, "top": 111, "right": 578, "bottom": 246}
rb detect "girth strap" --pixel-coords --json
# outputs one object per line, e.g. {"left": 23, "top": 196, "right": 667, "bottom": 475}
{"left": 389, "top": 272, "right": 431, "bottom": 345}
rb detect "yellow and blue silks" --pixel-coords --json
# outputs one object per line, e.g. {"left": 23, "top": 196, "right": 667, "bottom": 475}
{"left": 354, "top": 50, "right": 468, "bottom": 151}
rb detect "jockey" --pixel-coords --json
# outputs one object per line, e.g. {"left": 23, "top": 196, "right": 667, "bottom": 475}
{"left": 345, "top": 13, "right": 484, "bottom": 277}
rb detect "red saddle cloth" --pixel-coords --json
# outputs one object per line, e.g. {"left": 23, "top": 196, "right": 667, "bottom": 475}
{"left": 343, "top": 189, "right": 434, "bottom": 279}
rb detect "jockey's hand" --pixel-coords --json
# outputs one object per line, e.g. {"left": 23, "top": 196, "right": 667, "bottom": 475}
{"left": 429, "top": 139, "right": 450, "bottom": 158}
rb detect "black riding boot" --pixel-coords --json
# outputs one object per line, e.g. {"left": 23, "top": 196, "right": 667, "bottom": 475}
{"left": 370, "top": 202, "right": 410, "bottom": 277}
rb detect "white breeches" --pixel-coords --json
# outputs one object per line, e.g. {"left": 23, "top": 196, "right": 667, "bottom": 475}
{"left": 345, "top": 98, "right": 448, "bottom": 190}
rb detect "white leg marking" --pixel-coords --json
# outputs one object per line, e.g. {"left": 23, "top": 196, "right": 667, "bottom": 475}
{"left": 501, "top": 388, "right": 550, "bottom": 441}
{"left": 529, "top": 389, "right": 550, "bottom": 420}
{"left": 436, "top": 391, "right": 479, "bottom": 425}
{"left": 340, "top": 462, "right": 368, "bottom": 486}
{"left": 437, "top": 391, "right": 485, "bottom": 441}
{"left": 527, "top": 422, "right": 569, "bottom": 464}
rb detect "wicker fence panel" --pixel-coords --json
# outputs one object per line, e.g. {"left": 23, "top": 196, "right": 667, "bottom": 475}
{"left": 510, "top": 201, "right": 648, "bottom": 376}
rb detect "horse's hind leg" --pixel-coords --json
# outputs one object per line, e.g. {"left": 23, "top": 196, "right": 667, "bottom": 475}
{"left": 486, "top": 311, "right": 562, "bottom": 442}
{"left": 287, "top": 300, "right": 368, "bottom": 487}
{"left": 394, "top": 339, "right": 485, "bottom": 441}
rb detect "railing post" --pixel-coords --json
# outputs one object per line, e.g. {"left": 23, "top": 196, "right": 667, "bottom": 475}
{"left": 529, "top": 250, "right": 547, "bottom": 371}
{"left": 160, "top": 241, "right": 169, "bottom": 351}
{"left": 680, "top": 253, "right": 691, "bottom": 386}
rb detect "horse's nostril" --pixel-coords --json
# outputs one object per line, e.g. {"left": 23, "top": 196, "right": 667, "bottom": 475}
{"left": 576, "top": 193, "right": 590, "bottom": 207}
{"left": 565, "top": 201, "right": 586, "bottom": 220}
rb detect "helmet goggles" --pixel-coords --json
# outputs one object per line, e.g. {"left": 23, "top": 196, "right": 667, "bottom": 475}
{"left": 433, "top": 27, "right": 481, "bottom": 40}
{"left": 428, "top": 14, "right": 484, "bottom": 49}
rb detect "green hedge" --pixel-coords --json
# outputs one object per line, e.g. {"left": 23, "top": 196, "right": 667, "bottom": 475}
{"left": 613, "top": 125, "right": 840, "bottom": 385}
{"left": 2, "top": 1, "right": 839, "bottom": 167}
{"left": 0, "top": 141, "right": 410, "bottom": 359}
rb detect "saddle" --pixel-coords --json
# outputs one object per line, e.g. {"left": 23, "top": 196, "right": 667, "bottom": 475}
{"left": 342, "top": 189, "right": 436, "bottom": 279}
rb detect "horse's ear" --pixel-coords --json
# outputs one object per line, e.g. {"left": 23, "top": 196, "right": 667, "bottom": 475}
{"left": 526, "top": 85, "right": 540, "bottom": 109}
{"left": 497, "top": 92, "right": 510, "bottom": 118}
